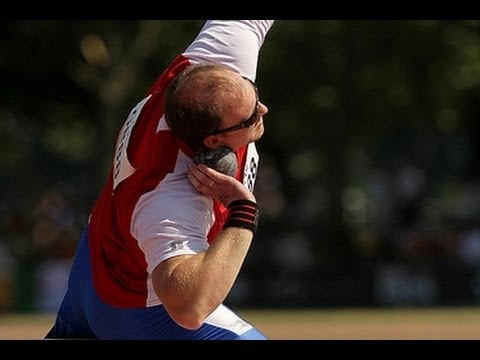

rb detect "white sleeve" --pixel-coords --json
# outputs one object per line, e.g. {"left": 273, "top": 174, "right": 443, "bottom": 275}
{"left": 182, "top": 20, "right": 275, "bottom": 82}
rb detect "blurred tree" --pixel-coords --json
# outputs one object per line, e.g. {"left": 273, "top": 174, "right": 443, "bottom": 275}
{"left": 3, "top": 20, "right": 480, "bottom": 309}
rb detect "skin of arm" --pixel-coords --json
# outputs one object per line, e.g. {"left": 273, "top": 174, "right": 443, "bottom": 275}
{"left": 151, "top": 20, "right": 274, "bottom": 330}
{"left": 152, "top": 164, "right": 256, "bottom": 330}
{"left": 152, "top": 227, "right": 254, "bottom": 330}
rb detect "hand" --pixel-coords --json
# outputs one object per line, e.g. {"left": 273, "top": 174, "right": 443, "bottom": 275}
{"left": 192, "top": 146, "right": 238, "bottom": 177}
{"left": 188, "top": 163, "right": 256, "bottom": 207}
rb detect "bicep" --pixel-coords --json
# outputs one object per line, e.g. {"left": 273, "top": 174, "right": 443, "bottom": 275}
{"left": 152, "top": 253, "right": 194, "bottom": 293}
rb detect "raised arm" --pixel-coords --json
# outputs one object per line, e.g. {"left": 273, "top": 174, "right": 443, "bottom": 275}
{"left": 150, "top": 20, "right": 275, "bottom": 331}
{"left": 183, "top": 20, "right": 275, "bottom": 81}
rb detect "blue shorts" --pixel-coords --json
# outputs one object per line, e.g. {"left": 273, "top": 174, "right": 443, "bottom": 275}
{"left": 45, "top": 228, "right": 267, "bottom": 340}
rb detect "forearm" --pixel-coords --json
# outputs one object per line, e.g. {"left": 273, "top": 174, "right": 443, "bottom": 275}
{"left": 153, "top": 226, "right": 254, "bottom": 329}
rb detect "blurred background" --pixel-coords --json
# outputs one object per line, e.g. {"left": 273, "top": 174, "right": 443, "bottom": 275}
{"left": 2, "top": 20, "right": 480, "bottom": 315}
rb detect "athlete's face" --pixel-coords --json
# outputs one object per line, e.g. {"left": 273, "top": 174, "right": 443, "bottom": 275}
{"left": 207, "top": 77, "right": 268, "bottom": 152}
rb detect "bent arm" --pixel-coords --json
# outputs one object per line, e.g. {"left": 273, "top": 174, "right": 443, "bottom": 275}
{"left": 152, "top": 226, "right": 254, "bottom": 330}
{"left": 152, "top": 164, "right": 258, "bottom": 330}
{"left": 150, "top": 20, "right": 274, "bottom": 330}
{"left": 183, "top": 20, "right": 275, "bottom": 81}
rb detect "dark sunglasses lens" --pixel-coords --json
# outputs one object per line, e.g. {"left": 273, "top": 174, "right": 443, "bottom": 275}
{"left": 246, "top": 105, "right": 259, "bottom": 126}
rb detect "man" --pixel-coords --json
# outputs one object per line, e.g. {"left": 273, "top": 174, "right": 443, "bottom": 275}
{"left": 45, "top": 20, "right": 275, "bottom": 340}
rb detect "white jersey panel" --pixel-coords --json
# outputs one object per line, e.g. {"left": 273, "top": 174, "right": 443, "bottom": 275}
{"left": 243, "top": 142, "right": 260, "bottom": 192}
{"left": 113, "top": 95, "right": 152, "bottom": 190}
{"left": 131, "top": 149, "right": 213, "bottom": 306}
{"left": 204, "top": 304, "right": 253, "bottom": 335}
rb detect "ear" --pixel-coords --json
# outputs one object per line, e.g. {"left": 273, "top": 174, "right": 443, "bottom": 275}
{"left": 202, "top": 134, "right": 223, "bottom": 149}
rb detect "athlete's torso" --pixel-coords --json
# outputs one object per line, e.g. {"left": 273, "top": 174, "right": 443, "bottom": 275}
{"left": 87, "top": 21, "right": 272, "bottom": 308}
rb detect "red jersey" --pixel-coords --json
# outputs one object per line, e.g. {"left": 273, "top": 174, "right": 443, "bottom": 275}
{"left": 87, "top": 21, "right": 274, "bottom": 307}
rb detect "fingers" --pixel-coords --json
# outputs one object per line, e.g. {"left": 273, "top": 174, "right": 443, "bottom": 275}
{"left": 188, "top": 162, "right": 255, "bottom": 206}
{"left": 188, "top": 163, "right": 217, "bottom": 190}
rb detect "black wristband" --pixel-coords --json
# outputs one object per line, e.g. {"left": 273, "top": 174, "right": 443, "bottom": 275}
{"left": 224, "top": 199, "right": 259, "bottom": 235}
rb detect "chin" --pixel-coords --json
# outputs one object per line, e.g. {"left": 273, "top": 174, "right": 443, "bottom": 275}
{"left": 257, "top": 124, "right": 265, "bottom": 137}
{"left": 252, "top": 131, "right": 264, "bottom": 142}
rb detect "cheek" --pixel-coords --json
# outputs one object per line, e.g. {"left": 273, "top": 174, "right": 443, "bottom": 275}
{"left": 232, "top": 134, "right": 254, "bottom": 151}
{"left": 253, "top": 121, "right": 265, "bottom": 137}
{"left": 223, "top": 138, "right": 242, "bottom": 152}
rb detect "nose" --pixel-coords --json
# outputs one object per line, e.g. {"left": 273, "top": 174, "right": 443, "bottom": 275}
{"left": 258, "top": 101, "right": 268, "bottom": 116}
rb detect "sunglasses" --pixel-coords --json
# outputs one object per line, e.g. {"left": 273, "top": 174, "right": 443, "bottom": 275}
{"left": 209, "top": 82, "right": 260, "bottom": 136}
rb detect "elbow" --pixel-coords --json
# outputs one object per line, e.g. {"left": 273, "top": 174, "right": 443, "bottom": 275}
{"left": 155, "top": 281, "right": 212, "bottom": 330}
{"left": 166, "top": 304, "right": 210, "bottom": 330}
{"left": 152, "top": 258, "right": 218, "bottom": 330}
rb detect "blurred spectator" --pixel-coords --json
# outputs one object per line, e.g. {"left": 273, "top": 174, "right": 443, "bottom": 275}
{"left": 458, "top": 224, "right": 480, "bottom": 268}
{"left": 5, "top": 187, "right": 78, "bottom": 313}
{"left": 0, "top": 243, "right": 14, "bottom": 312}
{"left": 31, "top": 188, "right": 77, "bottom": 312}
